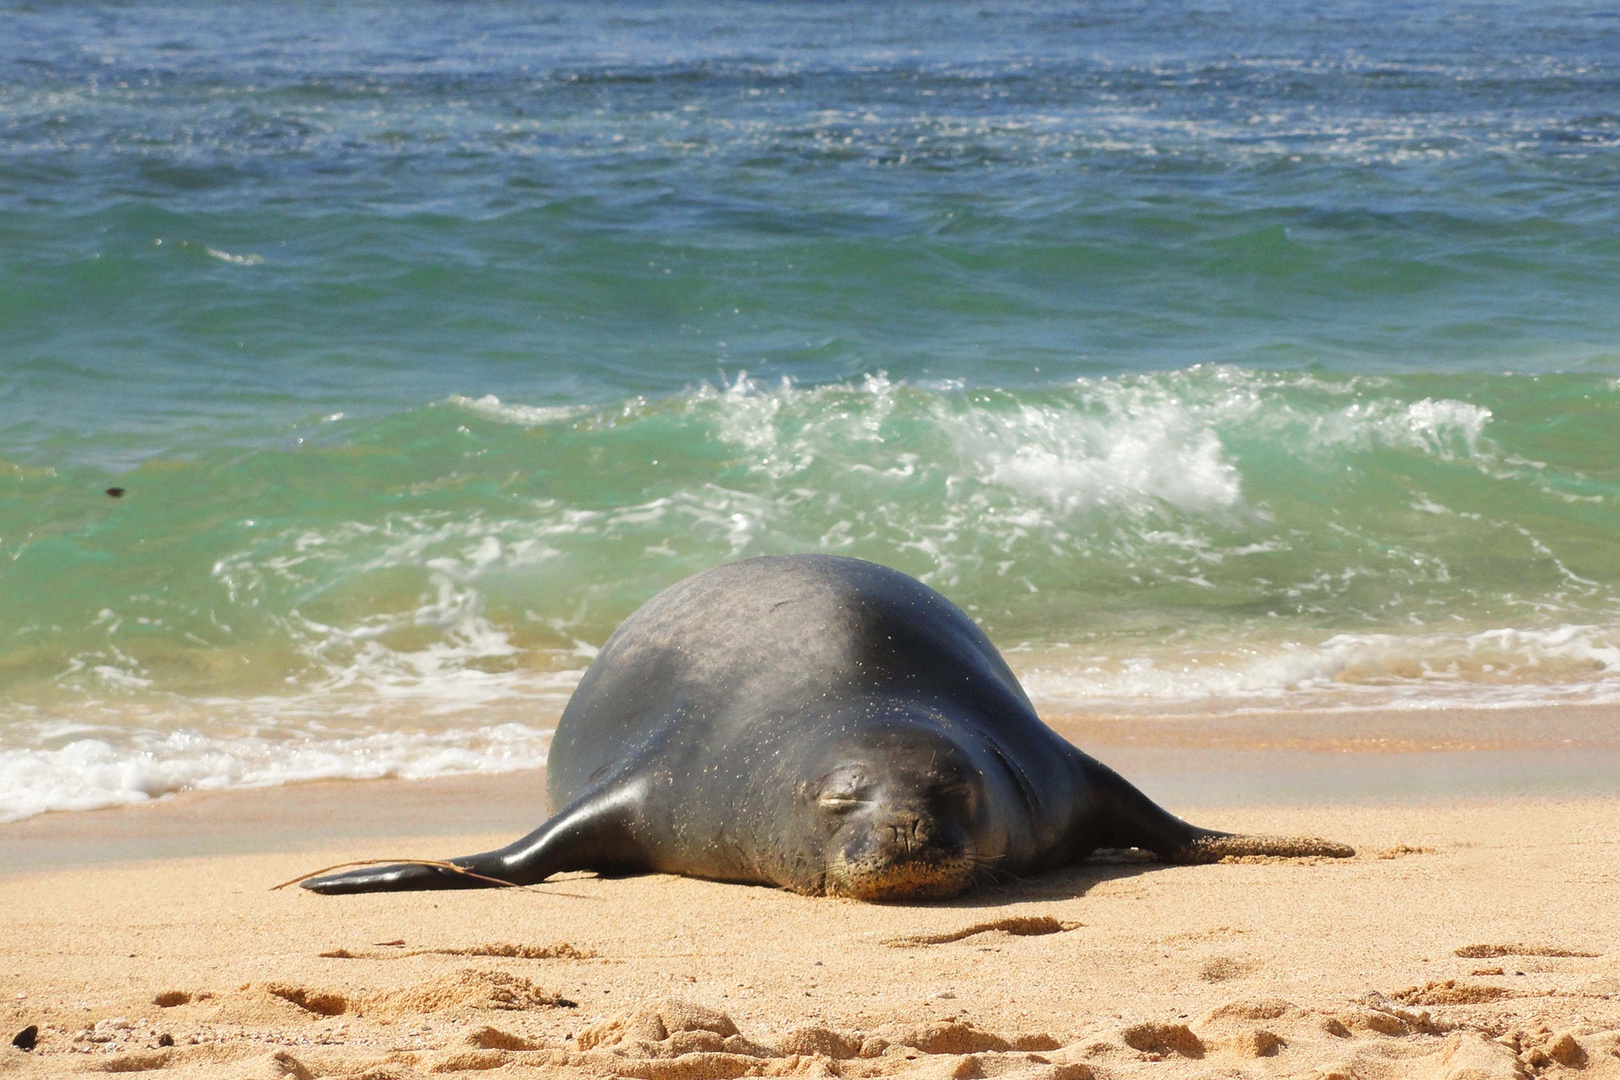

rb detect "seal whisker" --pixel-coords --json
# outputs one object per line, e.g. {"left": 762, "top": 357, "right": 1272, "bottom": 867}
{"left": 967, "top": 855, "right": 1016, "bottom": 888}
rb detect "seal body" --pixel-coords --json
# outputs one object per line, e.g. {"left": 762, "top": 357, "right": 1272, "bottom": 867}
{"left": 304, "top": 555, "right": 1350, "bottom": 899}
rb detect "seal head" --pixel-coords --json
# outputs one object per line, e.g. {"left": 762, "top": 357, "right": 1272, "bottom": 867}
{"left": 797, "top": 721, "right": 990, "bottom": 900}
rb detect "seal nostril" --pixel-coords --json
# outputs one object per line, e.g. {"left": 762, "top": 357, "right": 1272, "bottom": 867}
{"left": 882, "top": 815, "right": 932, "bottom": 857}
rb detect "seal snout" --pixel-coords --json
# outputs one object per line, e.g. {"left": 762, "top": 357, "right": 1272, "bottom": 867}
{"left": 806, "top": 729, "right": 992, "bottom": 901}
{"left": 823, "top": 804, "right": 977, "bottom": 901}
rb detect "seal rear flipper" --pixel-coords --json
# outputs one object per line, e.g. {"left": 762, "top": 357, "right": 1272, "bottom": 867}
{"left": 300, "top": 778, "right": 649, "bottom": 895}
{"left": 1168, "top": 831, "right": 1356, "bottom": 863}
{"left": 1078, "top": 758, "right": 1355, "bottom": 863}
{"left": 1079, "top": 757, "right": 1209, "bottom": 859}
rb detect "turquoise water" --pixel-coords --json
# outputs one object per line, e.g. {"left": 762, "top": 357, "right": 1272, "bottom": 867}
{"left": 3, "top": 1, "right": 1619, "bottom": 818}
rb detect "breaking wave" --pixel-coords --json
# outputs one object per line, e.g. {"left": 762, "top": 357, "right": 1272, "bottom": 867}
{"left": 3, "top": 366, "right": 1619, "bottom": 819}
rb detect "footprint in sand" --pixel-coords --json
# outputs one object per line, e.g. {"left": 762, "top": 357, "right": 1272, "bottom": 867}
{"left": 430, "top": 941, "right": 596, "bottom": 960}
{"left": 262, "top": 969, "right": 578, "bottom": 1019}
{"left": 319, "top": 940, "right": 596, "bottom": 961}
{"left": 884, "top": 915, "right": 1080, "bottom": 947}
{"left": 1199, "top": 955, "right": 1259, "bottom": 982}
{"left": 1390, "top": 979, "right": 1518, "bottom": 1006}
{"left": 1454, "top": 942, "right": 1599, "bottom": 959}
{"left": 1375, "top": 845, "right": 1436, "bottom": 859}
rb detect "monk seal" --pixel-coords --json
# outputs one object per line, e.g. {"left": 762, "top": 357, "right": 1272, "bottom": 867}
{"left": 303, "top": 554, "right": 1351, "bottom": 899}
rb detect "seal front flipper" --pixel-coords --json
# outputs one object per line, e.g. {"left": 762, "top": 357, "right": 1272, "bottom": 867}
{"left": 1081, "top": 758, "right": 1354, "bottom": 864}
{"left": 300, "top": 778, "right": 650, "bottom": 895}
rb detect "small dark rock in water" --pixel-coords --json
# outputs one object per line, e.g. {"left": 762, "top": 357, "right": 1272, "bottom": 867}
{"left": 12, "top": 1025, "right": 37, "bottom": 1051}
{"left": 105, "top": 487, "right": 126, "bottom": 498}
{"left": 157, "top": 1033, "right": 175, "bottom": 1047}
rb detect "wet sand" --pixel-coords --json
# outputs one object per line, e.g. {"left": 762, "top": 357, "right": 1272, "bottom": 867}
{"left": 3, "top": 704, "right": 1618, "bottom": 1078}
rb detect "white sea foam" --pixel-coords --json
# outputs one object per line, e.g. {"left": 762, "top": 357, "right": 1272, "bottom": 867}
{"left": 0, "top": 719, "right": 555, "bottom": 823}
{"left": 8, "top": 370, "right": 1609, "bottom": 821}
{"left": 1017, "top": 623, "right": 1620, "bottom": 711}
{"left": 688, "top": 368, "right": 1249, "bottom": 516}
{"left": 447, "top": 393, "right": 584, "bottom": 426}
{"left": 966, "top": 399, "right": 1242, "bottom": 515}
{"left": 203, "top": 246, "right": 263, "bottom": 266}
{"left": 678, "top": 367, "right": 1501, "bottom": 528}
{"left": 205, "top": 509, "right": 588, "bottom": 712}
{"left": 1312, "top": 397, "right": 1493, "bottom": 460}
{"left": 10, "top": 619, "right": 1618, "bottom": 823}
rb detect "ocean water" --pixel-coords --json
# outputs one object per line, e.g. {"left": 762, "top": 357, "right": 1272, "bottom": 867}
{"left": 3, "top": 0, "right": 1619, "bottom": 820}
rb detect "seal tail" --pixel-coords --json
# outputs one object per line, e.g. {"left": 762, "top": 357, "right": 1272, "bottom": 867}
{"left": 1084, "top": 758, "right": 1354, "bottom": 863}
{"left": 299, "top": 779, "right": 647, "bottom": 895}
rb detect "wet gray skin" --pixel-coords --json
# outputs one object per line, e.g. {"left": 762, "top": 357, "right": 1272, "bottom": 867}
{"left": 303, "top": 555, "right": 1352, "bottom": 899}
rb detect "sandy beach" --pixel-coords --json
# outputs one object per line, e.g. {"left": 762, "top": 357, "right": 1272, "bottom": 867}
{"left": 7, "top": 2, "right": 1619, "bottom": 1076}
{"left": 4, "top": 706, "right": 1618, "bottom": 1079}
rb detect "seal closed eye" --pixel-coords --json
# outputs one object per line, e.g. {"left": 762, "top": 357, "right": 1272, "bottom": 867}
{"left": 302, "top": 555, "right": 1353, "bottom": 899}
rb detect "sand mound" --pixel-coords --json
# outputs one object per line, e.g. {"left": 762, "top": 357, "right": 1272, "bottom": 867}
{"left": 463, "top": 1024, "right": 545, "bottom": 1051}
{"left": 1391, "top": 980, "right": 1517, "bottom": 1006}
{"left": 13, "top": 983, "right": 1620, "bottom": 1080}
{"left": 579, "top": 999, "right": 771, "bottom": 1059}
{"left": 230, "top": 1051, "right": 315, "bottom": 1080}
{"left": 1226, "top": 1029, "right": 1285, "bottom": 1057}
{"left": 1119, "top": 1022, "right": 1204, "bottom": 1059}
{"left": 383, "top": 968, "right": 575, "bottom": 1013}
{"left": 774, "top": 1026, "right": 863, "bottom": 1060}
{"left": 253, "top": 968, "right": 573, "bottom": 1021}
{"left": 1203, "top": 999, "right": 1294, "bottom": 1023}
{"left": 263, "top": 983, "right": 348, "bottom": 1017}
{"left": 557, "top": 1005, "right": 1073, "bottom": 1077}
{"left": 1421, "top": 1031, "right": 1524, "bottom": 1080}
{"left": 889, "top": 1020, "right": 1016, "bottom": 1056}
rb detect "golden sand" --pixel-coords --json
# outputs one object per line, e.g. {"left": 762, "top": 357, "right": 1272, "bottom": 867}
{"left": 3, "top": 710, "right": 1619, "bottom": 1078}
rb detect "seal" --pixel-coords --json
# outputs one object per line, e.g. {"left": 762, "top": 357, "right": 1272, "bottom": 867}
{"left": 302, "top": 555, "right": 1352, "bottom": 900}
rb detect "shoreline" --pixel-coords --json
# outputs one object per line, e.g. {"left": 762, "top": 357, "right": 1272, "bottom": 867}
{"left": 5, "top": 701, "right": 1619, "bottom": 877}
{"left": 1043, "top": 701, "right": 1620, "bottom": 752}
{"left": 3, "top": 703, "right": 1618, "bottom": 1077}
